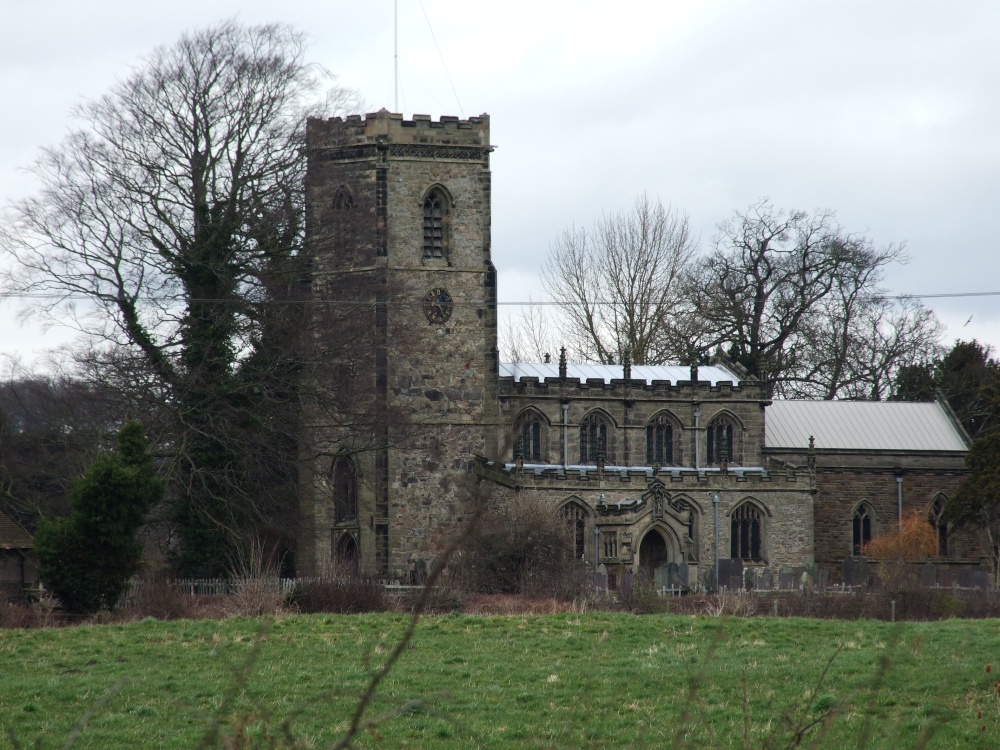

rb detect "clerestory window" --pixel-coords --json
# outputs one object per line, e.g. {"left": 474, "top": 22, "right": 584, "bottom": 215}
{"left": 646, "top": 414, "right": 674, "bottom": 465}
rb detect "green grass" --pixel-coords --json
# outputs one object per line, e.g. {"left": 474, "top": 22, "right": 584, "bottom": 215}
{"left": 1, "top": 613, "right": 998, "bottom": 748}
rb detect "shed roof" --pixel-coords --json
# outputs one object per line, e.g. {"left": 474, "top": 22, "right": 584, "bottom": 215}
{"left": 765, "top": 400, "right": 968, "bottom": 452}
{"left": 0, "top": 511, "right": 33, "bottom": 549}
{"left": 499, "top": 362, "right": 741, "bottom": 385}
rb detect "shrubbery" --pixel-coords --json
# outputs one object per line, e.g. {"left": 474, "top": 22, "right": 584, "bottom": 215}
{"left": 35, "top": 421, "right": 163, "bottom": 614}
{"left": 461, "top": 495, "right": 586, "bottom": 598}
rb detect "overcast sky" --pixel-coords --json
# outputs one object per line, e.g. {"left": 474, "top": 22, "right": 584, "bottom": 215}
{"left": 2, "top": 0, "right": 998, "bottom": 366}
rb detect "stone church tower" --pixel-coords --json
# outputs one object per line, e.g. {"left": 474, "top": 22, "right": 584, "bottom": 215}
{"left": 300, "top": 110, "right": 498, "bottom": 579}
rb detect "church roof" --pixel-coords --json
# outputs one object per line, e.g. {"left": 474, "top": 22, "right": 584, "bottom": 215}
{"left": 765, "top": 400, "right": 969, "bottom": 452}
{"left": 499, "top": 362, "right": 742, "bottom": 385}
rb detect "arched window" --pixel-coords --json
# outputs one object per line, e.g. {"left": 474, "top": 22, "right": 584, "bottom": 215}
{"left": 852, "top": 504, "right": 873, "bottom": 555}
{"left": 422, "top": 188, "right": 447, "bottom": 258}
{"left": 561, "top": 502, "right": 588, "bottom": 560}
{"left": 332, "top": 456, "right": 358, "bottom": 523}
{"left": 579, "top": 413, "right": 611, "bottom": 464}
{"left": 731, "top": 502, "right": 763, "bottom": 562}
{"left": 333, "top": 187, "right": 355, "bottom": 210}
{"left": 929, "top": 496, "right": 950, "bottom": 557}
{"left": 514, "top": 413, "right": 544, "bottom": 462}
{"left": 334, "top": 532, "right": 359, "bottom": 575}
{"left": 646, "top": 414, "right": 674, "bottom": 465}
{"left": 707, "top": 415, "right": 738, "bottom": 465}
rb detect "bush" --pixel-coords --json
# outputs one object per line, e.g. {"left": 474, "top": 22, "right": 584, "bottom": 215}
{"left": 863, "top": 511, "right": 938, "bottom": 592}
{"left": 461, "top": 495, "right": 583, "bottom": 598}
{"left": 35, "top": 422, "right": 164, "bottom": 614}
{"left": 288, "top": 576, "right": 390, "bottom": 614}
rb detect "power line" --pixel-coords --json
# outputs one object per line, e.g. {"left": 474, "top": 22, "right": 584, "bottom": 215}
{"left": 3, "top": 290, "right": 1000, "bottom": 305}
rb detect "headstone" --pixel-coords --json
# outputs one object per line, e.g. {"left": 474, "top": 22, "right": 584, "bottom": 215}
{"left": 760, "top": 567, "right": 774, "bottom": 590}
{"left": 666, "top": 562, "right": 680, "bottom": 588}
{"left": 779, "top": 565, "right": 794, "bottom": 591}
{"left": 678, "top": 562, "right": 689, "bottom": 588}
{"left": 843, "top": 557, "right": 856, "bottom": 587}
{"left": 596, "top": 563, "right": 608, "bottom": 591}
{"left": 920, "top": 561, "right": 937, "bottom": 588}
{"left": 957, "top": 569, "right": 975, "bottom": 589}
{"left": 744, "top": 568, "right": 755, "bottom": 591}
{"left": 855, "top": 557, "right": 870, "bottom": 587}
{"left": 718, "top": 558, "right": 743, "bottom": 590}
{"left": 654, "top": 564, "right": 671, "bottom": 591}
{"left": 817, "top": 568, "right": 830, "bottom": 590}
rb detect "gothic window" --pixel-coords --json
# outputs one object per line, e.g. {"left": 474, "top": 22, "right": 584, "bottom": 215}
{"left": 646, "top": 414, "right": 674, "bottom": 465}
{"left": 707, "top": 415, "right": 737, "bottom": 465}
{"left": 332, "top": 456, "right": 358, "bottom": 523}
{"left": 332, "top": 187, "right": 355, "bottom": 210}
{"left": 603, "top": 530, "right": 618, "bottom": 559}
{"left": 333, "top": 532, "right": 358, "bottom": 574}
{"left": 929, "top": 496, "right": 950, "bottom": 557}
{"left": 579, "top": 413, "right": 611, "bottom": 464}
{"left": 422, "top": 188, "right": 447, "bottom": 259}
{"left": 852, "top": 504, "right": 873, "bottom": 555}
{"left": 514, "top": 413, "right": 543, "bottom": 462}
{"left": 731, "top": 502, "right": 763, "bottom": 562}
{"left": 561, "top": 501, "right": 587, "bottom": 560}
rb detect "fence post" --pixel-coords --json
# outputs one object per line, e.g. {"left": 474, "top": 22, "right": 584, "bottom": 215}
{"left": 891, "top": 599, "right": 896, "bottom": 622}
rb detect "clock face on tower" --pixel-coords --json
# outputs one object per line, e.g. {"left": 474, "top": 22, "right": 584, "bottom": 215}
{"left": 423, "top": 287, "right": 454, "bottom": 324}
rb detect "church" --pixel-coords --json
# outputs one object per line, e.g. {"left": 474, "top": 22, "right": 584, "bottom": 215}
{"left": 297, "top": 109, "right": 974, "bottom": 588}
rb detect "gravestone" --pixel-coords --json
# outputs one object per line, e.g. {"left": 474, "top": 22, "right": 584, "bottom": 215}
{"left": 957, "top": 569, "right": 975, "bottom": 589}
{"left": 855, "top": 557, "right": 870, "bottom": 587}
{"left": 842, "top": 557, "right": 856, "bottom": 587}
{"left": 654, "top": 564, "right": 670, "bottom": 591}
{"left": 744, "top": 568, "right": 756, "bottom": 591}
{"left": 973, "top": 570, "right": 990, "bottom": 591}
{"left": 595, "top": 563, "right": 608, "bottom": 590}
{"left": 818, "top": 568, "right": 830, "bottom": 590}
{"left": 920, "top": 561, "right": 937, "bottom": 588}
{"left": 759, "top": 567, "right": 774, "bottom": 590}
{"left": 666, "top": 562, "right": 680, "bottom": 588}
{"left": 718, "top": 558, "right": 743, "bottom": 590}
{"left": 678, "top": 562, "right": 689, "bottom": 588}
{"left": 779, "top": 565, "right": 794, "bottom": 591}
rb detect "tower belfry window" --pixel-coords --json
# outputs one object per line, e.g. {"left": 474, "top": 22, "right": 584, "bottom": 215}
{"left": 423, "top": 190, "right": 446, "bottom": 258}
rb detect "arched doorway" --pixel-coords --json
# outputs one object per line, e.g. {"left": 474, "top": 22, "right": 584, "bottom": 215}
{"left": 334, "top": 533, "right": 359, "bottom": 575}
{"left": 639, "top": 530, "right": 669, "bottom": 574}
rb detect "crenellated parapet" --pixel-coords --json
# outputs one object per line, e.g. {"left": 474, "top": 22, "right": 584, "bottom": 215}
{"left": 498, "top": 375, "right": 767, "bottom": 401}
{"left": 307, "top": 109, "right": 492, "bottom": 160}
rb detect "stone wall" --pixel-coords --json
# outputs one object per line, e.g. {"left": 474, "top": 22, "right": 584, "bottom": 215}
{"left": 302, "top": 111, "right": 496, "bottom": 580}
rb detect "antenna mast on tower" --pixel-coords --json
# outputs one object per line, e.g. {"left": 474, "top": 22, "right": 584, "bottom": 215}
{"left": 394, "top": 0, "right": 399, "bottom": 111}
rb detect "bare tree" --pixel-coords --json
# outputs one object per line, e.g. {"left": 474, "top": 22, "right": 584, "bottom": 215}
{"left": 499, "top": 298, "right": 557, "bottom": 363}
{"left": 0, "top": 21, "right": 362, "bottom": 575}
{"left": 541, "top": 194, "right": 696, "bottom": 365}
{"left": 684, "top": 200, "right": 939, "bottom": 396}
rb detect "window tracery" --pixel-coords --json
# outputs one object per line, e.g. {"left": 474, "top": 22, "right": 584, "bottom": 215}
{"left": 852, "top": 503, "right": 873, "bottom": 555}
{"left": 731, "top": 502, "right": 763, "bottom": 562}
{"left": 579, "top": 413, "right": 611, "bottom": 464}
{"left": 422, "top": 188, "right": 447, "bottom": 258}
{"left": 707, "top": 415, "right": 738, "bottom": 465}
{"left": 646, "top": 413, "right": 674, "bottom": 465}
{"left": 332, "top": 456, "right": 358, "bottom": 523}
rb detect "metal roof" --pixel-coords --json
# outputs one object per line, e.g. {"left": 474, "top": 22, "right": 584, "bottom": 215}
{"left": 499, "top": 362, "right": 741, "bottom": 385}
{"left": 765, "top": 400, "right": 968, "bottom": 452}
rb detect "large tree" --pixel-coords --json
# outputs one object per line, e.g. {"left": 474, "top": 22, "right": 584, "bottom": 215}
{"left": 0, "top": 22, "right": 360, "bottom": 575}
{"left": 683, "top": 200, "right": 942, "bottom": 397}
{"left": 540, "top": 194, "right": 696, "bottom": 365}
{"left": 892, "top": 339, "right": 1000, "bottom": 439}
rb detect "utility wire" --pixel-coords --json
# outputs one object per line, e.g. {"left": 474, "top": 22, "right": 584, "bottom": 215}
{"left": 417, "top": 0, "right": 464, "bottom": 117}
{"left": 3, "top": 291, "right": 1000, "bottom": 305}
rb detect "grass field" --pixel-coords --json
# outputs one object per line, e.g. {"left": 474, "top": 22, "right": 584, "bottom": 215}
{"left": 2, "top": 612, "right": 998, "bottom": 748}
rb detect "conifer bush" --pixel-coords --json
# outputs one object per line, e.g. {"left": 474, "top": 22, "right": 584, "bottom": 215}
{"left": 35, "top": 421, "right": 163, "bottom": 613}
